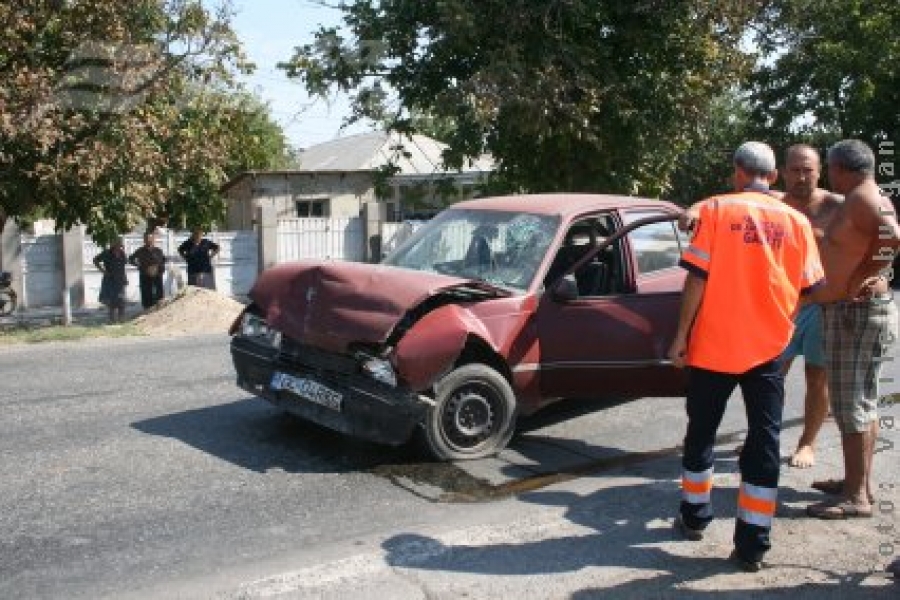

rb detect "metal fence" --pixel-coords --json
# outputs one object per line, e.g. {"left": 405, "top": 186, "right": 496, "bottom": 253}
{"left": 82, "top": 230, "right": 258, "bottom": 307}
{"left": 277, "top": 217, "right": 365, "bottom": 263}
{"left": 12, "top": 217, "right": 406, "bottom": 309}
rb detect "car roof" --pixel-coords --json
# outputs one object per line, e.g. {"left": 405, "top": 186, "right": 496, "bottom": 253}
{"left": 449, "top": 193, "right": 680, "bottom": 219}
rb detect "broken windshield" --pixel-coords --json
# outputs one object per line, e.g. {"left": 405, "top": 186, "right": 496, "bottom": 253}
{"left": 382, "top": 209, "right": 559, "bottom": 292}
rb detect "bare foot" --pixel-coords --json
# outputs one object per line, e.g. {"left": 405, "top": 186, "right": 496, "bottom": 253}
{"left": 789, "top": 444, "right": 815, "bottom": 468}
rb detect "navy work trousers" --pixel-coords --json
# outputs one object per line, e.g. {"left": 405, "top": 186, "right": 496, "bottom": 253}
{"left": 680, "top": 358, "right": 784, "bottom": 562}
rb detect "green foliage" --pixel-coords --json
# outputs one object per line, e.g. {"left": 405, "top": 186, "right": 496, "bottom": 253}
{"left": 750, "top": 0, "right": 900, "bottom": 147}
{"left": 0, "top": 0, "right": 290, "bottom": 245}
{"left": 281, "top": 0, "right": 761, "bottom": 197}
{"left": 667, "top": 92, "right": 752, "bottom": 206}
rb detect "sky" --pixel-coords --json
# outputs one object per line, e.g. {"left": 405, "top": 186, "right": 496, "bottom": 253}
{"left": 230, "top": 0, "right": 373, "bottom": 150}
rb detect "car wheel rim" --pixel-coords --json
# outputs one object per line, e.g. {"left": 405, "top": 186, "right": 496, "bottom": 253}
{"left": 441, "top": 383, "right": 501, "bottom": 451}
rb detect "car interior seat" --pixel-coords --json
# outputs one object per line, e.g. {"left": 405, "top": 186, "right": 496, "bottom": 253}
{"left": 576, "top": 261, "right": 610, "bottom": 296}
{"left": 544, "top": 226, "right": 596, "bottom": 286}
{"left": 465, "top": 235, "right": 493, "bottom": 269}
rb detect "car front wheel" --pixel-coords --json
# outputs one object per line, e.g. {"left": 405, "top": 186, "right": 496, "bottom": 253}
{"left": 421, "top": 363, "right": 517, "bottom": 461}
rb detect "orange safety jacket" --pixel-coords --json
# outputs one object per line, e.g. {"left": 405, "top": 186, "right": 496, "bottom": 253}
{"left": 679, "top": 190, "right": 825, "bottom": 374}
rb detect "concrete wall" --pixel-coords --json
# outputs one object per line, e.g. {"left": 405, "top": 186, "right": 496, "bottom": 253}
{"left": 225, "top": 171, "right": 376, "bottom": 230}
{"left": 3, "top": 215, "right": 390, "bottom": 313}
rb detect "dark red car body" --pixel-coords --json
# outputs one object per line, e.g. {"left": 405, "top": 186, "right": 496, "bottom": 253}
{"left": 230, "top": 194, "right": 688, "bottom": 460}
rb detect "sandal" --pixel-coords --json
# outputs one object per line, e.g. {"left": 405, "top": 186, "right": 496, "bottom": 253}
{"left": 811, "top": 479, "right": 876, "bottom": 503}
{"left": 806, "top": 499, "right": 873, "bottom": 520}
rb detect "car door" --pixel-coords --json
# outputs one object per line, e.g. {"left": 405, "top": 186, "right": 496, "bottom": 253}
{"left": 535, "top": 212, "right": 687, "bottom": 402}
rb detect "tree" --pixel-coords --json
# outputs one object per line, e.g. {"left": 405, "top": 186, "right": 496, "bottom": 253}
{"left": 223, "top": 93, "right": 295, "bottom": 175}
{"left": 281, "top": 1, "right": 762, "bottom": 197}
{"left": 0, "top": 0, "right": 288, "bottom": 244}
{"left": 666, "top": 91, "right": 752, "bottom": 206}
{"left": 750, "top": 0, "right": 900, "bottom": 148}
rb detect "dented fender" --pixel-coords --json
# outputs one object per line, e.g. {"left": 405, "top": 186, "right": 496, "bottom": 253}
{"left": 394, "top": 304, "right": 497, "bottom": 391}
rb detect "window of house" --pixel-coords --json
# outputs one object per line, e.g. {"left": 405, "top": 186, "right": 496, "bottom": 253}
{"left": 295, "top": 199, "right": 328, "bottom": 218}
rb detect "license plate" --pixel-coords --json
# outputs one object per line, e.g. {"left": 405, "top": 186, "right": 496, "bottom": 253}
{"left": 270, "top": 372, "right": 343, "bottom": 411}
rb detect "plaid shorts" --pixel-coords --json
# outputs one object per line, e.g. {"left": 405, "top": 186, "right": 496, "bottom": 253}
{"left": 822, "top": 296, "right": 899, "bottom": 433}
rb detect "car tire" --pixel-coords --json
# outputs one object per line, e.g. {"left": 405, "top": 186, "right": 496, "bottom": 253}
{"left": 421, "top": 363, "right": 517, "bottom": 461}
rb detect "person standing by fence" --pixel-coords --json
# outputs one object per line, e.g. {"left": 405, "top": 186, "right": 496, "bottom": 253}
{"left": 178, "top": 227, "right": 220, "bottom": 290}
{"left": 129, "top": 232, "right": 167, "bottom": 309}
{"left": 93, "top": 237, "right": 129, "bottom": 324}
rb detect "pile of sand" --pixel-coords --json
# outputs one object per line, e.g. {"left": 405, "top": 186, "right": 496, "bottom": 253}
{"left": 132, "top": 286, "right": 245, "bottom": 336}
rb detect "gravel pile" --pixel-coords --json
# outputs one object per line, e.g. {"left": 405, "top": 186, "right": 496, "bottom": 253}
{"left": 132, "top": 286, "right": 245, "bottom": 336}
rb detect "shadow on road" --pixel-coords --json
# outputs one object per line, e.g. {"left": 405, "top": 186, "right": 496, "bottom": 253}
{"left": 381, "top": 472, "right": 896, "bottom": 598}
{"left": 131, "top": 395, "right": 809, "bottom": 509}
{"left": 131, "top": 396, "right": 419, "bottom": 474}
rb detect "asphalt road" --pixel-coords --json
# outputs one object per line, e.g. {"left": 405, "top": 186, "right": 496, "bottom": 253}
{"left": 1, "top": 334, "right": 898, "bottom": 599}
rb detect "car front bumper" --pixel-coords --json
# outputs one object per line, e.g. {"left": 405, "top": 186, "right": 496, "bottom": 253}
{"left": 230, "top": 336, "right": 428, "bottom": 446}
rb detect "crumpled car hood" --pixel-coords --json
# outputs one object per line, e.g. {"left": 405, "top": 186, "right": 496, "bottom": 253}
{"left": 249, "top": 260, "right": 473, "bottom": 352}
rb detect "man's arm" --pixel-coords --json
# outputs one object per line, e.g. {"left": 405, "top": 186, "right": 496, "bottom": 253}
{"left": 668, "top": 272, "right": 706, "bottom": 368}
{"left": 677, "top": 200, "right": 706, "bottom": 233}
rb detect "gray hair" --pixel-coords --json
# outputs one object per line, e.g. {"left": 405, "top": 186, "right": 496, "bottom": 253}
{"left": 827, "top": 139, "right": 875, "bottom": 175}
{"left": 733, "top": 141, "right": 777, "bottom": 176}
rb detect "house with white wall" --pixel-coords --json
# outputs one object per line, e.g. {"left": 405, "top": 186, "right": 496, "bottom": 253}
{"left": 222, "top": 131, "right": 494, "bottom": 230}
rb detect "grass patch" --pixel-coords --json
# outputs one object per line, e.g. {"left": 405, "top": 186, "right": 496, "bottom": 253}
{"left": 0, "top": 323, "right": 144, "bottom": 345}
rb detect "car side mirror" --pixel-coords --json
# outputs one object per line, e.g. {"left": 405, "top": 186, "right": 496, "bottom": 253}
{"left": 551, "top": 275, "right": 579, "bottom": 302}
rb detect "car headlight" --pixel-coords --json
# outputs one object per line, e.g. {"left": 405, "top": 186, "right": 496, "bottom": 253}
{"left": 240, "top": 312, "right": 282, "bottom": 348}
{"left": 362, "top": 357, "right": 397, "bottom": 387}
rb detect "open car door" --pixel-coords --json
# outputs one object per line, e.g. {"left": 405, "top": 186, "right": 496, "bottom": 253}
{"left": 535, "top": 212, "right": 688, "bottom": 402}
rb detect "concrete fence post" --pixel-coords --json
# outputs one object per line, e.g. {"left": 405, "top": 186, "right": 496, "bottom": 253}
{"left": 257, "top": 205, "right": 277, "bottom": 273}
{"left": 363, "top": 201, "right": 386, "bottom": 263}
{"left": 62, "top": 226, "right": 85, "bottom": 313}
{"left": 1, "top": 222, "right": 24, "bottom": 311}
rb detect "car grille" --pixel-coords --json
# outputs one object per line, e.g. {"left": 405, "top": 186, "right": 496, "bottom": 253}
{"left": 277, "top": 338, "right": 359, "bottom": 376}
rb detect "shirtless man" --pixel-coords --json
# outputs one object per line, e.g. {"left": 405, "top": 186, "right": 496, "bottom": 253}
{"left": 806, "top": 139, "right": 900, "bottom": 519}
{"left": 777, "top": 145, "right": 843, "bottom": 468}
{"left": 678, "top": 145, "right": 843, "bottom": 468}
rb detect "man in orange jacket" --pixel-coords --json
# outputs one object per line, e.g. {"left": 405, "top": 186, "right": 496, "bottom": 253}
{"left": 669, "top": 141, "right": 825, "bottom": 571}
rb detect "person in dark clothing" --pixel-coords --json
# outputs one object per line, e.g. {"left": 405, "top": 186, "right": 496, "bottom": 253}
{"left": 178, "top": 227, "right": 220, "bottom": 289}
{"left": 93, "top": 237, "right": 129, "bottom": 324}
{"left": 129, "top": 232, "right": 167, "bottom": 309}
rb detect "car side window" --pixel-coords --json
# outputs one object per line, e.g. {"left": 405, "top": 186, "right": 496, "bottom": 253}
{"left": 626, "top": 220, "right": 682, "bottom": 275}
{"left": 544, "top": 215, "right": 621, "bottom": 296}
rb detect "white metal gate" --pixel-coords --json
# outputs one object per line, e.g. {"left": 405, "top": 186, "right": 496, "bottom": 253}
{"left": 277, "top": 218, "right": 365, "bottom": 263}
{"left": 21, "top": 234, "right": 63, "bottom": 308}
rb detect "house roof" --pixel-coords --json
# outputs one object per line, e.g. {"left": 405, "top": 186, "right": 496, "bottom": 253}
{"left": 221, "top": 131, "right": 495, "bottom": 195}
{"left": 296, "top": 131, "right": 494, "bottom": 175}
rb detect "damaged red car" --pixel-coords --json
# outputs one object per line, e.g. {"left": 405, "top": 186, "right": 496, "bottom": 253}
{"left": 230, "top": 194, "right": 688, "bottom": 460}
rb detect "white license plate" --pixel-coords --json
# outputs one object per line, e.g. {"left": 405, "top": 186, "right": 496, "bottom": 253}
{"left": 270, "top": 372, "right": 343, "bottom": 412}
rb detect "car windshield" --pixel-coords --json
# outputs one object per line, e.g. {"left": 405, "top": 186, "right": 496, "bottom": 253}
{"left": 382, "top": 209, "right": 559, "bottom": 292}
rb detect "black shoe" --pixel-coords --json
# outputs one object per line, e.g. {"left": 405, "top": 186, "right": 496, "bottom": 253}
{"left": 729, "top": 549, "right": 763, "bottom": 573}
{"left": 674, "top": 515, "right": 704, "bottom": 541}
